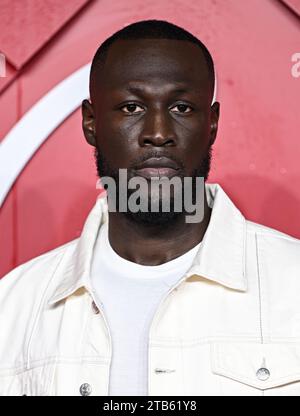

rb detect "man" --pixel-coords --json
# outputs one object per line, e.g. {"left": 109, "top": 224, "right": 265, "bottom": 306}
{"left": 1, "top": 19, "right": 300, "bottom": 397}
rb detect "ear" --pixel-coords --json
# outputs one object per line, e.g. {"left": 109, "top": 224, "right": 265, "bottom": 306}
{"left": 82, "top": 99, "right": 96, "bottom": 147}
{"left": 209, "top": 101, "right": 220, "bottom": 146}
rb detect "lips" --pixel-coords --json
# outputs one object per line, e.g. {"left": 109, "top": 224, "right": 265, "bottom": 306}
{"left": 134, "top": 167, "right": 179, "bottom": 179}
{"left": 134, "top": 157, "right": 180, "bottom": 179}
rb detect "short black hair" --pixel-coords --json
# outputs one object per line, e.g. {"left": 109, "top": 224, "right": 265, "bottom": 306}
{"left": 89, "top": 19, "right": 215, "bottom": 102}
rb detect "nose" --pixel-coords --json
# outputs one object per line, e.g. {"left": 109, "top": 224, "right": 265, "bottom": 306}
{"left": 138, "top": 108, "right": 176, "bottom": 147}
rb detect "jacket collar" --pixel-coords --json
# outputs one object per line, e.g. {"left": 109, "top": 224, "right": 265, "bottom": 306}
{"left": 186, "top": 184, "right": 247, "bottom": 291}
{"left": 48, "top": 195, "right": 108, "bottom": 305}
{"left": 48, "top": 183, "right": 247, "bottom": 305}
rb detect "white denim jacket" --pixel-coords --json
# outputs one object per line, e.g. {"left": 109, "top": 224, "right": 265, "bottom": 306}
{"left": 1, "top": 183, "right": 300, "bottom": 396}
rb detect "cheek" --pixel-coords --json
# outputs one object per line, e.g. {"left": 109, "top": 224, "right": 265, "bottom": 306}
{"left": 96, "top": 111, "right": 141, "bottom": 143}
{"left": 95, "top": 116, "right": 139, "bottom": 166}
{"left": 174, "top": 109, "right": 210, "bottom": 140}
{"left": 184, "top": 148, "right": 208, "bottom": 172}
{"left": 181, "top": 135, "right": 212, "bottom": 172}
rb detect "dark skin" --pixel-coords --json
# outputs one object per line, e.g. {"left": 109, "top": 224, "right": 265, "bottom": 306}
{"left": 82, "top": 38, "right": 220, "bottom": 266}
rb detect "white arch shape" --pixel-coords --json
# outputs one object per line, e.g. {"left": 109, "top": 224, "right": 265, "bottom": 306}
{"left": 0, "top": 64, "right": 91, "bottom": 207}
{"left": 0, "top": 63, "right": 217, "bottom": 207}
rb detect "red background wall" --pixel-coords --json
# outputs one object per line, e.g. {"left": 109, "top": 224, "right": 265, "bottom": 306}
{"left": 0, "top": 0, "right": 300, "bottom": 278}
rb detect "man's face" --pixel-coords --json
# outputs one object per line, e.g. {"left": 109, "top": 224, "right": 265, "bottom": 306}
{"left": 83, "top": 38, "right": 219, "bottom": 224}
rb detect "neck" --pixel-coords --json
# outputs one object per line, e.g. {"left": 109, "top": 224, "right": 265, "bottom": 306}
{"left": 106, "top": 192, "right": 211, "bottom": 266}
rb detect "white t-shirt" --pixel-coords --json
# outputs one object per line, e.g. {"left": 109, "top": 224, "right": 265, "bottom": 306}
{"left": 90, "top": 221, "right": 202, "bottom": 396}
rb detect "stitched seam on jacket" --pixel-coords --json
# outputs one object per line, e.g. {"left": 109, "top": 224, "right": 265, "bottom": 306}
{"left": 255, "top": 232, "right": 265, "bottom": 396}
{"left": 242, "top": 216, "right": 247, "bottom": 288}
{"left": 255, "top": 233, "right": 264, "bottom": 344}
{"left": 25, "top": 248, "right": 71, "bottom": 369}
{"left": 150, "top": 334, "right": 300, "bottom": 348}
{"left": 0, "top": 357, "right": 110, "bottom": 376}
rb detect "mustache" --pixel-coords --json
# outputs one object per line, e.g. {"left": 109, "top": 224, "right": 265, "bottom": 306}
{"left": 95, "top": 145, "right": 213, "bottom": 182}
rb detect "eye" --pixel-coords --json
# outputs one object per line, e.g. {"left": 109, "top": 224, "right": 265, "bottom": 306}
{"left": 120, "top": 103, "right": 144, "bottom": 114}
{"left": 170, "top": 104, "right": 193, "bottom": 114}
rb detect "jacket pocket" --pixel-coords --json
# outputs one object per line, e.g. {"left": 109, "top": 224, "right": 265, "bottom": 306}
{"left": 211, "top": 342, "right": 300, "bottom": 395}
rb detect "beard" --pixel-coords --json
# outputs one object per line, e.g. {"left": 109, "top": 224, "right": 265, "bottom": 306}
{"left": 94, "top": 146, "right": 212, "bottom": 227}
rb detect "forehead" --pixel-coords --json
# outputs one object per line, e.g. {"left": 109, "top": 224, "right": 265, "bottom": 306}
{"left": 99, "top": 38, "right": 210, "bottom": 91}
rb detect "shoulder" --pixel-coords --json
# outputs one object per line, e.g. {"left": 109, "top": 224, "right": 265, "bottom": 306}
{"left": 0, "top": 238, "right": 78, "bottom": 306}
{"left": 245, "top": 219, "right": 300, "bottom": 306}
{"left": 246, "top": 219, "right": 300, "bottom": 258}
{"left": 245, "top": 220, "right": 300, "bottom": 335}
{"left": 246, "top": 219, "right": 300, "bottom": 242}
{"left": 0, "top": 239, "right": 79, "bottom": 365}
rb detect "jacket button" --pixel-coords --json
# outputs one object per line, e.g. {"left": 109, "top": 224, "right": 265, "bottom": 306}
{"left": 256, "top": 367, "right": 270, "bottom": 381}
{"left": 80, "top": 383, "right": 92, "bottom": 396}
